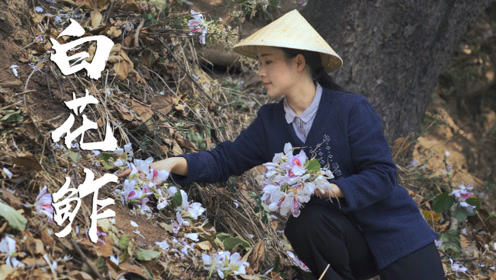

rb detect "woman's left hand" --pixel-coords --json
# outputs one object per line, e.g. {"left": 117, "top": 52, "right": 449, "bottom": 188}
{"left": 314, "top": 183, "right": 344, "bottom": 198}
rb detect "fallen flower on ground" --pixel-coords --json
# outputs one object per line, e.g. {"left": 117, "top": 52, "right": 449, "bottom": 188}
{"left": 109, "top": 254, "right": 119, "bottom": 265}
{"left": 114, "top": 158, "right": 125, "bottom": 167}
{"left": 185, "top": 233, "right": 199, "bottom": 242}
{"left": 203, "top": 253, "right": 222, "bottom": 279}
{"left": 171, "top": 238, "right": 195, "bottom": 259}
{"left": 116, "top": 178, "right": 143, "bottom": 205}
{"left": 287, "top": 250, "right": 310, "bottom": 272}
{"left": 139, "top": 197, "right": 152, "bottom": 215}
{"left": 155, "top": 240, "right": 170, "bottom": 251}
{"left": 202, "top": 251, "right": 250, "bottom": 279}
{"left": 434, "top": 239, "right": 443, "bottom": 247}
{"left": 35, "top": 185, "right": 54, "bottom": 219}
{"left": 157, "top": 186, "right": 178, "bottom": 210}
{"left": 9, "top": 65, "right": 19, "bottom": 77}
{"left": 172, "top": 211, "right": 190, "bottom": 234}
{"left": 86, "top": 229, "right": 107, "bottom": 244}
{"left": 226, "top": 252, "right": 249, "bottom": 276}
{"left": 0, "top": 235, "right": 24, "bottom": 268}
{"left": 176, "top": 190, "right": 206, "bottom": 220}
{"left": 450, "top": 258, "right": 468, "bottom": 275}
{"left": 2, "top": 167, "right": 13, "bottom": 179}
{"left": 123, "top": 143, "right": 133, "bottom": 159}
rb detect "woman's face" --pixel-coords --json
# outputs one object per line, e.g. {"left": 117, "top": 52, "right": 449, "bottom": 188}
{"left": 256, "top": 46, "right": 300, "bottom": 98}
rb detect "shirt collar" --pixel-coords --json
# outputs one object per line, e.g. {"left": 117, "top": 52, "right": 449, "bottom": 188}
{"left": 283, "top": 83, "right": 323, "bottom": 124}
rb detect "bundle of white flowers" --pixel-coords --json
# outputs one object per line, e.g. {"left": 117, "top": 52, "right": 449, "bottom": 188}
{"left": 260, "top": 143, "right": 335, "bottom": 218}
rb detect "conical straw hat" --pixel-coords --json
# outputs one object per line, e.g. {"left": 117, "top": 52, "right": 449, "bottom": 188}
{"left": 233, "top": 9, "right": 343, "bottom": 72}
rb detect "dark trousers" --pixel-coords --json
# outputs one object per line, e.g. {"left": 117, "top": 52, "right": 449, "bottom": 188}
{"left": 284, "top": 200, "right": 446, "bottom": 280}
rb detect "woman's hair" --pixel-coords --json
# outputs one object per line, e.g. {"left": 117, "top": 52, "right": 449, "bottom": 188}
{"left": 281, "top": 48, "right": 343, "bottom": 91}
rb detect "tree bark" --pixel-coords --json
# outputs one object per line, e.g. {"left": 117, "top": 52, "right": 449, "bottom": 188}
{"left": 302, "top": 0, "right": 493, "bottom": 141}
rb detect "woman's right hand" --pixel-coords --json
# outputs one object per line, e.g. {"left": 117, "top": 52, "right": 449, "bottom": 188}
{"left": 117, "top": 157, "right": 189, "bottom": 178}
{"left": 150, "top": 157, "right": 188, "bottom": 176}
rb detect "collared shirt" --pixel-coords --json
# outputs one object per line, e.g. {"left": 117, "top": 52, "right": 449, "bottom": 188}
{"left": 283, "top": 83, "right": 323, "bottom": 143}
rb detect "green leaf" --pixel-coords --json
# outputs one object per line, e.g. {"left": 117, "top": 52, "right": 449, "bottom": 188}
{"left": 454, "top": 204, "right": 470, "bottom": 222}
{"left": 439, "top": 229, "right": 459, "bottom": 242}
{"left": 172, "top": 190, "right": 183, "bottom": 208}
{"left": 135, "top": 249, "right": 160, "bottom": 261}
{"left": 223, "top": 237, "right": 251, "bottom": 251}
{"left": 439, "top": 229, "right": 461, "bottom": 253}
{"left": 273, "top": 255, "right": 280, "bottom": 272}
{"left": 99, "top": 153, "right": 117, "bottom": 169}
{"left": 432, "top": 192, "right": 455, "bottom": 213}
{"left": 68, "top": 151, "right": 79, "bottom": 163}
{"left": 216, "top": 233, "right": 231, "bottom": 242}
{"left": 262, "top": 213, "right": 269, "bottom": 224}
{"left": 248, "top": 191, "right": 258, "bottom": 200}
{"left": 118, "top": 234, "right": 130, "bottom": 250}
{"left": 159, "top": 222, "right": 174, "bottom": 233}
{"left": 96, "top": 257, "right": 107, "bottom": 274}
{"left": 0, "top": 110, "right": 23, "bottom": 123}
{"left": 306, "top": 160, "right": 321, "bottom": 172}
{"left": 142, "top": 13, "right": 154, "bottom": 21}
{"left": 0, "top": 202, "right": 27, "bottom": 231}
{"left": 466, "top": 197, "right": 480, "bottom": 210}
{"left": 119, "top": 251, "right": 129, "bottom": 263}
{"left": 455, "top": 201, "right": 478, "bottom": 220}
{"left": 208, "top": 265, "right": 215, "bottom": 279}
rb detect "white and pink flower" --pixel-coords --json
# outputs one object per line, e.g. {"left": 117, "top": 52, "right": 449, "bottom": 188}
{"left": 434, "top": 239, "right": 443, "bottom": 247}
{"left": 176, "top": 190, "right": 206, "bottom": 220}
{"left": 459, "top": 201, "right": 476, "bottom": 213}
{"left": 129, "top": 157, "right": 154, "bottom": 178}
{"left": 202, "top": 251, "right": 250, "bottom": 279}
{"left": 260, "top": 142, "right": 335, "bottom": 217}
{"left": 117, "top": 155, "right": 206, "bottom": 222}
{"left": 0, "top": 235, "right": 24, "bottom": 268}
{"left": 450, "top": 258, "right": 468, "bottom": 275}
{"left": 172, "top": 211, "right": 190, "bottom": 234}
{"left": 451, "top": 184, "right": 473, "bottom": 201}
{"left": 171, "top": 237, "right": 195, "bottom": 259}
{"left": 35, "top": 186, "right": 54, "bottom": 219}
{"left": 188, "top": 10, "right": 208, "bottom": 45}
{"left": 147, "top": 168, "right": 170, "bottom": 187}
{"left": 157, "top": 186, "right": 178, "bottom": 210}
{"left": 118, "top": 179, "right": 140, "bottom": 203}
{"left": 155, "top": 240, "right": 170, "bottom": 252}
{"left": 287, "top": 251, "right": 310, "bottom": 272}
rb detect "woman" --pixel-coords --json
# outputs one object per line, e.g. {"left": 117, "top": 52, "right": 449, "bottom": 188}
{"left": 150, "top": 10, "right": 445, "bottom": 279}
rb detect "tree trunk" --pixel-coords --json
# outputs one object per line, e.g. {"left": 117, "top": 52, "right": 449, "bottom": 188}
{"left": 302, "top": 0, "right": 493, "bottom": 141}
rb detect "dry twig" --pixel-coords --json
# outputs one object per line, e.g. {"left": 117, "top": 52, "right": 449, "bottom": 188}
{"left": 318, "top": 264, "right": 331, "bottom": 280}
{"left": 70, "top": 239, "right": 105, "bottom": 280}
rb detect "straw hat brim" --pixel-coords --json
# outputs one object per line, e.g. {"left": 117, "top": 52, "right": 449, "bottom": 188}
{"left": 233, "top": 10, "right": 343, "bottom": 73}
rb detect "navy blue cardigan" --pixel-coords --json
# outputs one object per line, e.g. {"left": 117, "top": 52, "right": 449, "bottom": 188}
{"left": 172, "top": 88, "right": 438, "bottom": 270}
